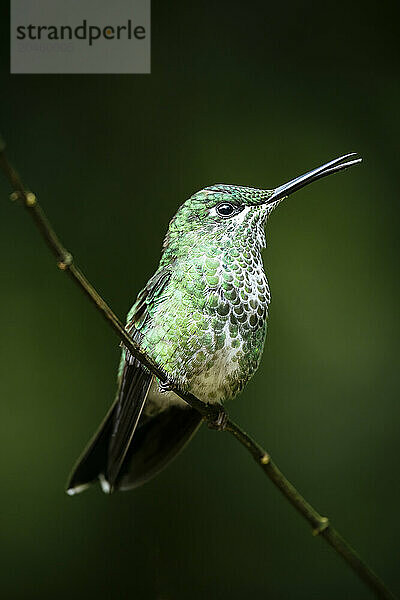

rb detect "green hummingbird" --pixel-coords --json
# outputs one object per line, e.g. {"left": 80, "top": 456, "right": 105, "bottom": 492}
{"left": 66, "top": 153, "right": 361, "bottom": 495}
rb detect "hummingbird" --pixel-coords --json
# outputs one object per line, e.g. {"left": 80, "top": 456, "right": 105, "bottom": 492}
{"left": 66, "top": 153, "right": 361, "bottom": 495}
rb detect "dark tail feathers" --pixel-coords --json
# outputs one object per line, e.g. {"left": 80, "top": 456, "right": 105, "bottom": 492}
{"left": 66, "top": 405, "right": 202, "bottom": 494}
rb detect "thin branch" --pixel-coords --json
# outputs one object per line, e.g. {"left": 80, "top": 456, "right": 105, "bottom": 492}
{"left": 0, "top": 135, "right": 396, "bottom": 600}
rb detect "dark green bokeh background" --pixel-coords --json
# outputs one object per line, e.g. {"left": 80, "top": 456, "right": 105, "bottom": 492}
{"left": 1, "top": 2, "right": 399, "bottom": 598}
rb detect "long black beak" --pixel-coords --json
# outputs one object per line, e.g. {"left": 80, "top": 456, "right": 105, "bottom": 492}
{"left": 266, "top": 153, "right": 362, "bottom": 204}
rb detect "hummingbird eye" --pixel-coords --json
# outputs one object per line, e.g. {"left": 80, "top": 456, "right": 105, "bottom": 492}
{"left": 216, "top": 202, "right": 236, "bottom": 217}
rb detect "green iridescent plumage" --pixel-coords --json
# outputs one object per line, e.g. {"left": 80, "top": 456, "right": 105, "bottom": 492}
{"left": 67, "top": 154, "right": 362, "bottom": 494}
{"left": 126, "top": 185, "right": 274, "bottom": 404}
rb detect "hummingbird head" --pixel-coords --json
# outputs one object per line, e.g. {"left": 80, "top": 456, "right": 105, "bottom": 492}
{"left": 164, "top": 153, "right": 362, "bottom": 253}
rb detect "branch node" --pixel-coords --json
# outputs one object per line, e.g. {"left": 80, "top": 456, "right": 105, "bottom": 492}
{"left": 312, "top": 516, "right": 330, "bottom": 536}
{"left": 25, "top": 192, "right": 37, "bottom": 206}
{"left": 260, "top": 453, "right": 271, "bottom": 465}
{"left": 57, "top": 253, "right": 73, "bottom": 270}
{"left": 9, "top": 190, "right": 37, "bottom": 207}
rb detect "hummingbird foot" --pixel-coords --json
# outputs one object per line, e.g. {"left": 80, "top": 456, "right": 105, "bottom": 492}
{"left": 206, "top": 407, "right": 229, "bottom": 431}
{"left": 158, "top": 379, "right": 175, "bottom": 394}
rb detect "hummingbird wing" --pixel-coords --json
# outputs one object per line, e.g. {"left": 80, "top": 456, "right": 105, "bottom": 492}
{"left": 66, "top": 265, "right": 186, "bottom": 494}
{"left": 108, "top": 264, "right": 202, "bottom": 490}
{"left": 66, "top": 326, "right": 153, "bottom": 495}
{"left": 105, "top": 347, "right": 154, "bottom": 491}
{"left": 105, "top": 266, "right": 176, "bottom": 488}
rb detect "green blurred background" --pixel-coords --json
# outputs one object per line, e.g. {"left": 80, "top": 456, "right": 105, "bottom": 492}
{"left": 1, "top": 1, "right": 399, "bottom": 598}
